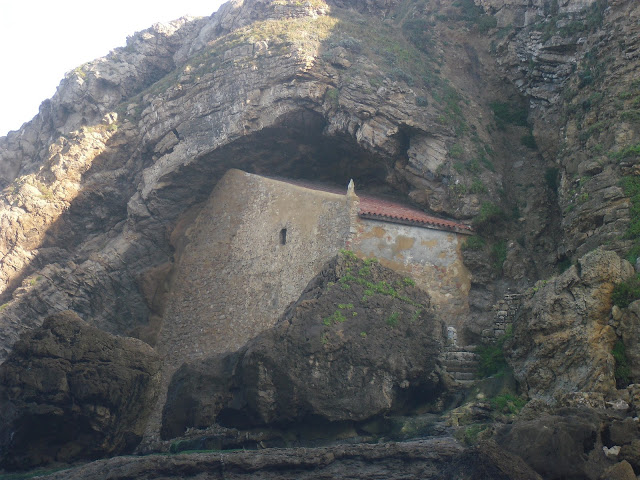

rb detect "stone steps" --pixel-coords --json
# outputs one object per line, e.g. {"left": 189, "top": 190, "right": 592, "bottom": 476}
{"left": 442, "top": 347, "right": 480, "bottom": 384}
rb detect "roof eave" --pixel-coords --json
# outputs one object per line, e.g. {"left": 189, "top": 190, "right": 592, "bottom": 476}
{"left": 358, "top": 213, "right": 474, "bottom": 235}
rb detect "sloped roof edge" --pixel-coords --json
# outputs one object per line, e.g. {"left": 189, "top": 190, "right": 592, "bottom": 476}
{"left": 261, "top": 174, "right": 473, "bottom": 234}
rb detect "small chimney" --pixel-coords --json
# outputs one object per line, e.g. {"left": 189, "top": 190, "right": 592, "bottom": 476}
{"left": 347, "top": 179, "right": 355, "bottom": 197}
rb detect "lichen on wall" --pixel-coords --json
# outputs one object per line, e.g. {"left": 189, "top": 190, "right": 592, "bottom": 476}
{"left": 350, "top": 218, "right": 471, "bottom": 337}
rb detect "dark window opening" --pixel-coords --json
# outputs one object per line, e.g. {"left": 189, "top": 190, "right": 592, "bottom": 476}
{"left": 280, "top": 228, "right": 287, "bottom": 245}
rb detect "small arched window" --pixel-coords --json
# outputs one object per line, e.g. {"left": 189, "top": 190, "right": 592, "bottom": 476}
{"left": 280, "top": 228, "right": 287, "bottom": 245}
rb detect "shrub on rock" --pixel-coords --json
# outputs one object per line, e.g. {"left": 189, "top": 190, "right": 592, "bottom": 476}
{"left": 162, "top": 253, "right": 448, "bottom": 439}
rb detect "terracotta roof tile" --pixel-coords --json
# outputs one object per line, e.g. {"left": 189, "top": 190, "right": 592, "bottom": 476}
{"left": 267, "top": 176, "right": 473, "bottom": 234}
{"left": 358, "top": 195, "right": 473, "bottom": 233}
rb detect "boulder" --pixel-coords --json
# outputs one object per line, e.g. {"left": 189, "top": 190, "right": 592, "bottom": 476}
{"left": 507, "top": 249, "right": 635, "bottom": 402}
{"left": 162, "top": 253, "right": 447, "bottom": 439}
{"left": 599, "top": 460, "right": 636, "bottom": 480}
{"left": 494, "top": 408, "right": 605, "bottom": 479}
{"left": 619, "top": 439, "right": 640, "bottom": 472}
{"left": 0, "top": 311, "right": 161, "bottom": 471}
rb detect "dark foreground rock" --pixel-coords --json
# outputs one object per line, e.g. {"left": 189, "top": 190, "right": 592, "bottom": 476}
{"left": 162, "top": 253, "right": 448, "bottom": 439}
{"left": 33, "top": 437, "right": 541, "bottom": 480}
{"left": 0, "top": 311, "right": 162, "bottom": 471}
{"left": 494, "top": 406, "right": 640, "bottom": 480}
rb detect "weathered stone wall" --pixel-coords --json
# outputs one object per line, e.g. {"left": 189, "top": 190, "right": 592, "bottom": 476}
{"left": 158, "top": 169, "right": 352, "bottom": 369}
{"left": 481, "top": 293, "right": 522, "bottom": 343}
{"left": 349, "top": 218, "right": 471, "bottom": 335}
{"left": 144, "top": 169, "right": 353, "bottom": 442}
{"left": 143, "top": 169, "right": 475, "bottom": 442}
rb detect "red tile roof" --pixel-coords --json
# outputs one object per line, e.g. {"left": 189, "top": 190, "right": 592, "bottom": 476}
{"left": 267, "top": 176, "right": 473, "bottom": 234}
{"left": 358, "top": 194, "right": 473, "bottom": 234}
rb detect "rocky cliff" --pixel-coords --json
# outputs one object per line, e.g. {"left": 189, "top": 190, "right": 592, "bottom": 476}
{"left": 1, "top": 0, "right": 640, "bottom": 477}
{"left": 0, "top": 0, "right": 563, "bottom": 360}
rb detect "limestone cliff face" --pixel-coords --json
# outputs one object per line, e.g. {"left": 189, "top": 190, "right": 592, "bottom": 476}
{"left": 486, "top": 0, "right": 640, "bottom": 260}
{"left": 0, "top": 0, "right": 521, "bottom": 361}
{"left": 0, "top": 0, "right": 640, "bottom": 475}
{"left": 507, "top": 249, "right": 635, "bottom": 403}
{"left": 0, "top": 0, "right": 636, "bottom": 388}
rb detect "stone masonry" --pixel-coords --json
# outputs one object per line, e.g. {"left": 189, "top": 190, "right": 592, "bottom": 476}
{"left": 443, "top": 293, "right": 523, "bottom": 383}
{"left": 143, "top": 169, "right": 474, "bottom": 443}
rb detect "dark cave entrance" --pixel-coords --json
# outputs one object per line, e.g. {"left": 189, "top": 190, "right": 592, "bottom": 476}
{"left": 148, "top": 108, "right": 406, "bottom": 221}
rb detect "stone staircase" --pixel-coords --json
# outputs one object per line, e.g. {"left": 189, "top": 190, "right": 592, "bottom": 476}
{"left": 441, "top": 345, "right": 480, "bottom": 384}
{"left": 441, "top": 292, "right": 522, "bottom": 385}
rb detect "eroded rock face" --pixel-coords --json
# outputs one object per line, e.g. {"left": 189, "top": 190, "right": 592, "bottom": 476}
{"left": 619, "top": 300, "right": 640, "bottom": 383}
{"left": 506, "top": 249, "right": 636, "bottom": 402}
{"left": 0, "top": 311, "right": 161, "bottom": 471}
{"left": 161, "top": 253, "right": 447, "bottom": 439}
{"left": 495, "top": 408, "right": 613, "bottom": 480}
{"left": 22, "top": 437, "right": 541, "bottom": 480}
{"left": 0, "top": 0, "right": 560, "bottom": 364}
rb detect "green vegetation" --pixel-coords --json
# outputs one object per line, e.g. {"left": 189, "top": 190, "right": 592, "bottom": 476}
{"left": 35, "top": 182, "right": 54, "bottom": 201}
{"left": 358, "top": 266, "right": 371, "bottom": 277}
{"left": 612, "top": 340, "right": 631, "bottom": 388}
{"left": 462, "top": 236, "right": 485, "bottom": 251}
{"left": 620, "top": 110, "right": 640, "bottom": 123}
{"left": 520, "top": 133, "right": 537, "bottom": 149}
{"left": 620, "top": 175, "right": 640, "bottom": 263}
{"left": 469, "top": 179, "right": 487, "bottom": 194}
{"left": 402, "top": 277, "right": 415, "bottom": 287}
{"left": 531, "top": 279, "right": 548, "bottom": 294}
{"left": 339, "top": 250, "right": 425, "bottom": 318}
{"left": 476, "top": 15, "right": 497, "bottom": 34}
{"left": 478, "top": 151, "right": 496, "bottom": 172}
{"left": 557, "top": 257, "right": 573, "bottom": 273}
{"left": 71, "top": 65, "right": 87, "bottom": 79}
{"left": 575, "top": 48, "right": 611, "bottom": 90}
{"left": 544, "top": 167, "right": 560, "bottom": 193}
{"left": 451, "top": 0, "right": 496, "bottom": 33}
{"left": 534, "top": 0, "right": 607, "bottom": 42}
{"left": 611, "top": 143, "right": 640, "bottom": 161}
{"left": 453, "top": 0, "right": 484, "bottom": 22}
{"left": 492, "top": 240, "right": 507, "bottom": 271}
{"left": 611, "top": 273, "right": 640, "bottom": 308}
{"left": 325, "top": 87, "right": 340, "bottom": 107}
{"left": 489, "top": 101, "right": 528, "bottom": 129}
{"left": 433, "top": 83, "right": 467, "bottom": 134}
{"left": 490, "top": 393, "right": 526, "bottom": 414}
{"left": 386, "top": 312, "right": 400, "bottom": 327}
{"left": 449, "top": 183, "right": 467, "bottom": 197}
{"left": 461, "top": 424, "right": 488, "bottom": 445}
{"left": 323, "top": 310, "right": 347, "bottom": 326}
{"left": 449, "top": 143, "right": 464, "bottom": 159}
{"left": 473, "top": 202, "right": 506, "bottom": 232}
{"left": 402, "top": 18, "right": 434, "bottom": 54}
{"left": 340, "top": 249, "right": 358, "bottom": 261}
{"left": 477, "top": 329, "right": 512, "bottom": 378}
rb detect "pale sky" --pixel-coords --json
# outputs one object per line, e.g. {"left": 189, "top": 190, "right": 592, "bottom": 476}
{"left": 0, "top": 1, "right": 227, "bottom": 137}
